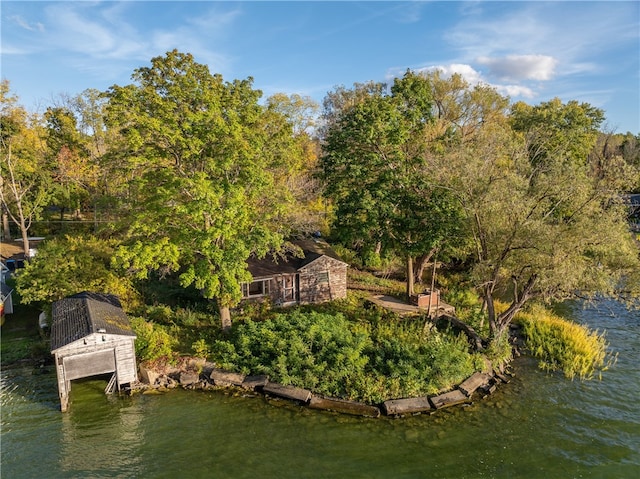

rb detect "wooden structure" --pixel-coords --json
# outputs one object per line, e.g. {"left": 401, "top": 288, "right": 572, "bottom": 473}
{"left": 242, "top": 239, "right": 348, "bottom": 306}
{"left": 50, "top": 292, "right": 137, "bottom": 412}
{"left": 383, "top": 397, "right": 433, "bottom": 416}
{"left": 368, "top": 294, "right": 455, "bottom": 318}
{"left": 309, "top": 395, "right": 381, "bottom": 417}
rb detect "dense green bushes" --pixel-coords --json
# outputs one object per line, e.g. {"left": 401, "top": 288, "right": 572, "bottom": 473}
{"left": 129, "top": 304, "right": 223, "bottom": 363}
{"left": 129, "top": 316, "right": 177, "bottom": 363}
{"left": 209, "top": 305, "right": 481, "bottom": 404}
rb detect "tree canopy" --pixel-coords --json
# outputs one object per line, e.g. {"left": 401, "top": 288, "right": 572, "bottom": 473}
{"left": 321, "top": 71, "right": 466, "bottom": 296}
{"left": 3, "top": 54, "right": 639, "bottom": 348}
{"left": 1, "top": 81, "right": 50, "bottom": 255}
{"left": 104, "top": 50, "right": 301, "bottom": 328}
{"left": 425, "top": 77, "right": 639, "bottom": 343}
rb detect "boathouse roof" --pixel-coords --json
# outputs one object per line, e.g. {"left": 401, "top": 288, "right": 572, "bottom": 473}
{"left": 50, "top": 292, "right": 135, "bottom": 352}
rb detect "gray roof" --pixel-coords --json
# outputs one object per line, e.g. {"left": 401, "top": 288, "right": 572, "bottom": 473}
{"left": 247, "top": 239, "right": 347, "bottom": 278}
{"left": 50, "top": 292, "right": 135, "bottom": 352}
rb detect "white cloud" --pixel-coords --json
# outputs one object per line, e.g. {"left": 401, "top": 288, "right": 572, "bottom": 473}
{"left": 10, "top": 15, "right": 44, "bottom": 32}
{"left": 405, "top": 63, "right": 536, "bottom": 100}
{"left": 47, "top": 5, "right": 118, "bottom": 55}
{"left": 477, "top": 54, "right": 558, "bottom": 82}
{"left": 393, "top": 2, "right": 426, "bottom": 24}
{"left": 444, "top": 2, "right": 638, "bottom": 81}
{"left": 186, "top": 7, "right": 242, "bottom": 31}
{"left": 419, "top": 63, "right": 484, "bottom": 85}
{"left": 21, "top": 2, "right": 239, "bottom": 80}
{"left": 494, "top": 84, "right": 535, "bottom": 99}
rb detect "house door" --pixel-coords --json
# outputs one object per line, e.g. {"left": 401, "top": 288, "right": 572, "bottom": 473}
{"left": 281, "top": 275, "right": 297, "bottom": 303}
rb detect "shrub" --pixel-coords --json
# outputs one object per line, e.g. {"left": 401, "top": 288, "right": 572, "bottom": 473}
{"left": 210, "top": 306, "right": 480, "bottom": 403}
{"left": 191, "top": 338, "right": 211, "bottom": 359}
{"left": 130, "top": 316, "right": 177, "bottom": 363}
{"left": 14, "top": 235, "right": 141, "bottom": 310}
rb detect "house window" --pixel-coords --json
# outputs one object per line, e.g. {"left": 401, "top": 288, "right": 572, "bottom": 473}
{"left": 242, "top": 278, "right": 271, "bottom": 298}
{"left": 316, "top": 271, "right": 329, "bottom": 284}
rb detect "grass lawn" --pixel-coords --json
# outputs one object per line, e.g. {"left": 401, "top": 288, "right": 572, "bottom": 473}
{"left": 0, "top": 303, "right": 49, "bottom": 365}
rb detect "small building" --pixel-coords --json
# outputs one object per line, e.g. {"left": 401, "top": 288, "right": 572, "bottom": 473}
{"left": 242, "top": 239, "right": 348, "bottom": 306}
{"left": 1, "top": 262, "right": 13, "bottom": 316}
{"left": 50, "top": 292, "right": 137, "bottom": 412}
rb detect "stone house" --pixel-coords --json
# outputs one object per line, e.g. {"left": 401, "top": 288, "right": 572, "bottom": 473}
{"left": 242, "top": 239, "right": 348, "bottom": 306}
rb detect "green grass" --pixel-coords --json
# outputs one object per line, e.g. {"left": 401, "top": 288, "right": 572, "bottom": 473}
{"left": 0, "top": 303, "right": 49, "bottom": 365}
{"left": 514, "top": 304, "right": 612, "bottom": 380}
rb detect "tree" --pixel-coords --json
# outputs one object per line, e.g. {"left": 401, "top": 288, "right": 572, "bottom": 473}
{"left": 14, "top": 235, "right": 140, "bottom": 308}
{"left": 0, "top": 81, "right": 50, "bottom": 255}
{"left": 265, "top": 93, "right": 327, "bottom": 236}
{"left": 510, "top": 98, "right": 605, "bottom": 168}
{"left": 44, "top": 106, "right": 96, "bottom": 219}
{"left": 321, "top": 71, "right": 465, "bottom": 298}
{"left": 319, "top": 81, "right": 387, "bottom": 140}
{"left": 104, "top": 50, "right": 299, "bottom": 329}
{"left": 430, "top": 89, "right": 640, "bottom": 346}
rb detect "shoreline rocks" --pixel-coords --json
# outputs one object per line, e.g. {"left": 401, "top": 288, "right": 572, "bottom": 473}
{"left": 132, "top": 358, "right": 515, "bottom": 419}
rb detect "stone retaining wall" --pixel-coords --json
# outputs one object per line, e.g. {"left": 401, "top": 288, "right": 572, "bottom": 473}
{"left": 133, "top": 359, "right": 514, "bottom": 419}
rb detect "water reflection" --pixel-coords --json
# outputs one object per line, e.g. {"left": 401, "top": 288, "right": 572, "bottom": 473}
{"left": 59, "top": 377, "right": 144, "bottom": 477}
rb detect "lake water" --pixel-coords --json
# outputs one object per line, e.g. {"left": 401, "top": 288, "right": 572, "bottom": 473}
{"left": 2, "top": 300, "right": 639, "bottom": 478}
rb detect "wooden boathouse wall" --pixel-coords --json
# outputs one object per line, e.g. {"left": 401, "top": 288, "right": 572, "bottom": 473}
{"left": 50, "top": 292, "right": 137, "bottom": 412}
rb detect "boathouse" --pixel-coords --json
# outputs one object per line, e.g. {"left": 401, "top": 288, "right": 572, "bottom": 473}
{"left": 242, "top": 239, "right": 348, "bottom": 306}
{"left": 50, "top": 292, "right": 137, "bottom": 412}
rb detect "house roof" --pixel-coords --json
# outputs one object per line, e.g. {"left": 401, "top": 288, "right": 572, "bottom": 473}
{"left": 50, "top": 292, "right": 135, "bottom": 352}
{"left": 247, "top": 239, "right": 347, "bottom": 278}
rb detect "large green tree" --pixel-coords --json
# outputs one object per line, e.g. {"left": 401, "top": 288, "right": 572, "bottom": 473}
{"left": 105, "top": 50, "right": 299, "bottom": 328}
{"left": 0, "top": 81, "right": 50, "bottom": 255}
{"left": 321, "top": 71, "right": 465, "bottom": 298}
{"left": 44, "top": 106, "right": 96, "bottom": 220}
{"left": 264, "top": 93, "right": 327, "bottom": 235}
{"left": 429, "top": 84, "right": 639, "bottom": 346}
{"left": 14, "top": 235, "right": 140, "bottom": 309}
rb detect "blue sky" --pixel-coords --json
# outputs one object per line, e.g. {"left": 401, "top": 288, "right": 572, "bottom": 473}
{"left": 2, "top": 1, "right": 639, "bottom": 133}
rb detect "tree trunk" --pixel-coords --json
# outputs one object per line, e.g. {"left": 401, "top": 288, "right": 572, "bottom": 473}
{"left": 2, "top": 210, "right": 10, "bottom": 240}
{"left": 219, "top": 304, "right": 232, "bottom": 332}
{"left": 488, "top": 275, "right": 537, "bottom": 344}
{"left": 406, "top": 255, "right": 414, "bottom": 300}
{"left": 484, "top": 286, "right": 498, "bottom": 339}
{"left": 413, "top": 248, "right": 436, "bottom": 285}
{"left": 20, "top": 224, "right": 30, "bottom": 257}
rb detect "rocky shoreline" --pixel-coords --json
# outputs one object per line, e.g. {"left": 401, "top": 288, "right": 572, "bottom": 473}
{"left": 132, "top": 355, "right": 516, "bottom": 419}
{"left": 130, "top": 324, "right": 526, "bottom": 418}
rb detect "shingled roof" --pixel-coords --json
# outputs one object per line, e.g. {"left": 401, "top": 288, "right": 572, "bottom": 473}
{"left": 247, "top": 239, "right": 347, "bottom": 278}
{"left": 50, "top": 292, "right": 135, "bottom": 352}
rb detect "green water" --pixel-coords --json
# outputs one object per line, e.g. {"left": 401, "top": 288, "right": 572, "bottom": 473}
{"left": 2, "top": 301, "right": 639, "bottom": 478}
